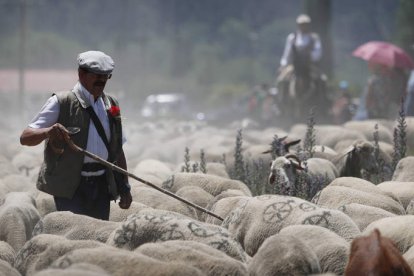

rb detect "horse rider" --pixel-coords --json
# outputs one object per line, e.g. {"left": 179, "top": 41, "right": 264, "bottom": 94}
{"left": 278, "top": 14, "right": 322, "bottom": 91}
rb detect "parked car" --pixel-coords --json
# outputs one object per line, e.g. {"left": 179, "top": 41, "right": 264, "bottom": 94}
{"left": 140, "top": 93, "right": 193, "bottom": 120}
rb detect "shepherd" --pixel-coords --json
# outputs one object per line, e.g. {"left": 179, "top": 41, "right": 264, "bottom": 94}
{"left": 20, "top": 50, "right": 132, "bottom": 220}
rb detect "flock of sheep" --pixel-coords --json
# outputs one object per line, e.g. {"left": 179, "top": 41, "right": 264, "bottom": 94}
{"left": 1, "top": 116, "right": 414, "bottom": 275}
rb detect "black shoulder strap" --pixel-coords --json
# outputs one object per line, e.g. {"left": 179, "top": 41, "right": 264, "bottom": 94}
{"left": 85, "top": 106, "right": 111, "bottom": 155}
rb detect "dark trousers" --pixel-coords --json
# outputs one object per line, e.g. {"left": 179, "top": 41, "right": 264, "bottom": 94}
{"left": 54, "top": 174, "right": 111, "bottom": 220}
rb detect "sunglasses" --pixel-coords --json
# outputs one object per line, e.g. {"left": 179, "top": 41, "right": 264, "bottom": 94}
{"left": 82, "top": 68, "right": 112, "bottom": 79}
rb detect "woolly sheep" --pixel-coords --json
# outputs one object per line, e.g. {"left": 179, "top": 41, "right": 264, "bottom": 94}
{"left": 392, "top": 156, "right": 414, "bottom": 182}
{"left": 106, "top": 208, "right": 248, "bottom": 262}
{"left": 109, "top": 201, "right": 152, "bottom": 222}
{"left": 343, "top": 120, "right": 393, "bottom": 144}
{"left": 0, "top": 174, "right": 37, "bottom": 197}
{"left": 404, "top": 244, "right": 414, "bottom": 273}
{"left": 0, "top": 241, "right": 15, "bottom": 265}
{"left": 279, "top": 225, "right": 349, "bottom": 275}
{"left": 289, "top": 124, "right": 365, "bottom": 149}
{"left": 338, "top": 203, "right": 396, "bottom": 231}
{"left": 0, "top": 192, "right": 41, "bottom": 251}
{"left": 14, "top": 234, "right": 105, "bottom": 276}
{"left": 32, "top": 263, "right": 111, "bottom": 276}
{"left": 205, "top": 162, "right": 230, "bottom": 178}
{"left": 268, "top": 155, "right": 338, "bottom": 196}
{"left": 314, "top": 177, "right": 405, "bottom": 215}
{"left": 135, "top": 240, "right": 248, "bottom": 276}
{"left": 175, "top": 186, "right": 214, "bottom": 220}
{"left": 378, "top": 181, "right": 414, "bottom": 209}
{"left": 248, "top": 232, "right": 321, "bottom": 276}
{"left": 130, "top": 185, "right": 198, "bottom": 219}
{"left": 34, "top": 192, "right": 56, "bottom": 217}
{"left": 206, "top": 195, "right": 250, "bottom": 225}
{"left": 162, "top": 172, "right": 252, "bottom": 197}
{"left": 330, "top": 139, "right": 378, "bottom": 178}
{"left": 51, "top": 246, "right": 204, "bottom": 276}
{"left": 0, "top": 155, "right": 19, "bottom": 179}
{"left": 363, "top": 215, "right": 414, "bottom": 253}
{"left": 133, "top": 159, "right": 173, "bottom": 185}
{"left": 32, "top": 211, "right": 119, "bottom": 243}
{"left": 0, "top": 260, "right": 20, "bottom": 276}
{"left": 11, "top": 151, "right": 42, "bottom": 178}
{"left": 223, "top": 195, "right": 360, "bottom": 256}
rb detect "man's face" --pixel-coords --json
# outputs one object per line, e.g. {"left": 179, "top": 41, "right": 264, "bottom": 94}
{"left": 78, "top": 68, "right": 112, "bottom": 98}
{"left": 298, "top": 23, "right": 310, "bottom": 34}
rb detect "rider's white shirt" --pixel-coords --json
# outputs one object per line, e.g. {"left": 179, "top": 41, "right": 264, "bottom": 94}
{"left": 280, "top": 31, "right": 322, "bottom": 67}
{"left": 29, "top": 82, "right": 126, "bottom": 176}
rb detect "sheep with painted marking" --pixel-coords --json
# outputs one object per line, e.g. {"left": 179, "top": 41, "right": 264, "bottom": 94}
{"left": 223, "top": 195, "right": 360, "bottom": 256}
{"left": 106, "top": 208, "right": 248, "bottom": 262}
{"left": 14, "top": 234, "right": 105, "bottom": 276}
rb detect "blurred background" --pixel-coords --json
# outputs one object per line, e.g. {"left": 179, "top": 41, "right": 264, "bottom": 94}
{"left": 0, "top": 0, "right": 413, "bottom": 127}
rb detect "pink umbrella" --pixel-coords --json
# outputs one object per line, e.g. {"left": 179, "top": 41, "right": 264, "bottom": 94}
{"left": 352, "top": 41, "right": 414, "bottom": 69}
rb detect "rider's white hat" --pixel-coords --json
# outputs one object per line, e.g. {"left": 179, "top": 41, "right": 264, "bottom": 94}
{"left": 296, "top": 14, "right": 311, "bottom": 24}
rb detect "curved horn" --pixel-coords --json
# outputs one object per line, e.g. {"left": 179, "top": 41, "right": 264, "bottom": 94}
{"left": 285, "top": 154, "right": 306, "bottom": 170}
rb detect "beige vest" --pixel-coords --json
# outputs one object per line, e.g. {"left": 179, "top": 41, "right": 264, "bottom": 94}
{"left": 36, "top": 88, "right": 123, "bottom": 199}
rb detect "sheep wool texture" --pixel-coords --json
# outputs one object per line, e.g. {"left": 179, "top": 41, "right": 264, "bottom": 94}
{"left": 315, "top": 177, "right": 405, "bottom": 215}
{"left": 248, "top": 233, "right": 321, "bottom": 276}
{"left": 363, "top": 215, "right": 414, "bottom": 254}
{"left": 0, "top": 192, "right": 41, "bottom": 251}
{"left": 135, "top": 240, "right": 248, "bottom": 276}
{"left": 14, "top": 234, "right": 106, "bottom": 276}
{"left": 162, "top": 172, "right": 252, "bottom": 197}
{"left": 51, "top": 247, "right": 205, "bottom": 276}
{"left": 32, "top": 211, "right": 120, "bottom": 243}
{"left": 279, "top": 225, "right": 349, "bottom": 275}
{"left": 106, "top": 208, "right": 247, "bottom": 262}
{"left": 223, "top": 194, "right": 360, "bottom": 256}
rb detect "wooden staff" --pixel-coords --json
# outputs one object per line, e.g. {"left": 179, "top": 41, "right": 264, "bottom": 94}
{"left": 63, "top": 133, "right": 224, "bottom": 221}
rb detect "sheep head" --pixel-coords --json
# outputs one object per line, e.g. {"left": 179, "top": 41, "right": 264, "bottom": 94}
{"left": 268, "top": 154, "right": 305, "bottom": 187}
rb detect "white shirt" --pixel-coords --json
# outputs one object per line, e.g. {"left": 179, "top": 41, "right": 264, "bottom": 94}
{"left": 29, "top": 82, "right": 125, "bottom": 176}
{"left": 280, "top": 31, "right": 322, "bottom": 67}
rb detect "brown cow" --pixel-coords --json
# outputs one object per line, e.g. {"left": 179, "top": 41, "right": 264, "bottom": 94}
{"left": 345, "top": 229, "right": 413, "bottom": 276}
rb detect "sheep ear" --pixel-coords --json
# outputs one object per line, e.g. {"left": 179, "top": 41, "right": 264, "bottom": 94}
{"left": 333, "top": 145, "right": 355, "bottom": 163}
{"left": 284, "top": 139, "right": 301, "bottom": 152}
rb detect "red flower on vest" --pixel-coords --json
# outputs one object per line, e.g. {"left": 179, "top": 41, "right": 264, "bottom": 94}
{"left": 108, "top": 105, "right": 121, "bottom": 117}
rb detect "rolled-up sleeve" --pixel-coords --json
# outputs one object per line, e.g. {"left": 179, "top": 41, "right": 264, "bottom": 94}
{"left": 28, "top": 95, "right": 60, "bottom": 129}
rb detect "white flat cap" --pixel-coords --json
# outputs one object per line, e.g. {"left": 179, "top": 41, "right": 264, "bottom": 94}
{"left": 296, "top": 14, "right": 311, "bottom": 24}
{"left": 77, "top": 50, "right": 114, "bottom": 74}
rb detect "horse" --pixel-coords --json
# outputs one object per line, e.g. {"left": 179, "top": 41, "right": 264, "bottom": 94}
{"left": 276, "top": 64, "right": 330, "bottom": 125}
{"left": 345, "top": 229, "right": 413, "bottom": 276}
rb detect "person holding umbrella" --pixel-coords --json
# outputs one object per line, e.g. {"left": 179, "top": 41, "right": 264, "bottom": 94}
{"left": 352, "top": 41, "right": 413, "bottom": 119}
{"left": 20, "top": 50, "right": 132, "bottom": 220}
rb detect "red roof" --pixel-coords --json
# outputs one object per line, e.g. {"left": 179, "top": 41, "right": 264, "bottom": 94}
{"left": 0, "top": 69, "right": 77, "bottom": 94}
